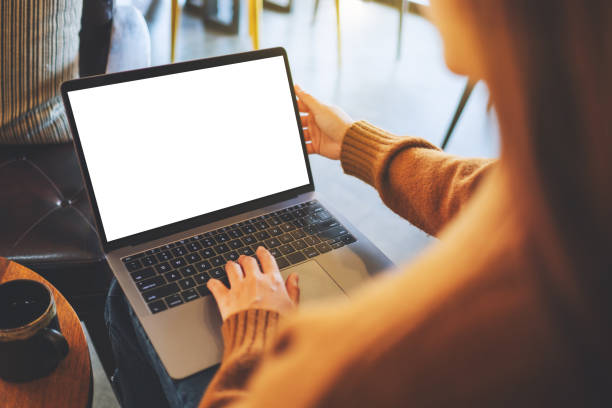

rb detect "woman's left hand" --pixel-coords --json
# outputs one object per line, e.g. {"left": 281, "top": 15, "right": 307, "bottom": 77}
{"left": 207, "top": 247, "right": 300, "bottom": 321}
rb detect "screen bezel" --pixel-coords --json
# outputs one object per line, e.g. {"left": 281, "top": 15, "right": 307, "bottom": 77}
{"left": 61, "top": 47, "right": 314, "bottom": 252}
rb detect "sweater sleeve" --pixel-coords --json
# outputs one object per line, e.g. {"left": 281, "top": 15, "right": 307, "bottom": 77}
{"left": 198, "top": 309, "right": 281, "bottom": 408}
{"left": 341, "top": 121, "right": 496, "bottom": 236}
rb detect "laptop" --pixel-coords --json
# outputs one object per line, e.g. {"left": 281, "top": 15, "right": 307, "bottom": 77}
{"left": 61, "top": 47, "right": 393, "bottom": 379}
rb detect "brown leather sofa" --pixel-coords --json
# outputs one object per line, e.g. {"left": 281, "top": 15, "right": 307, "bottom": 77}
{"left": 0, "top": 143, "right": 116, "bottom": 375}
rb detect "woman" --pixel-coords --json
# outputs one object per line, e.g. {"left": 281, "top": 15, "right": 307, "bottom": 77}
{"left": 107, "top": 0, "right": 612, "bottom": 406}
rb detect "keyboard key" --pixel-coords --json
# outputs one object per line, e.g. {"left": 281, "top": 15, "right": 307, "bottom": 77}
{"left": 254, "top": 221, "right": 269, "bottom": 230}
{"left": 210, "top": 256, "right": 225, "bottom": 267}
{"left": 269, "top": 247, "right": 282, "bottom": 258}
{"left": 279, "top": 244, "right": 296, "bottom": 255}
{"left": 186, "top": 253, "right": 202, "bottom": 263}
{"left": 304, "top": 236, "right": 320, "bottom": 246}
{"left": 228, "top": 229, "right": 243, "bottom": 238}
{"left": 164, "top": 270, "right": 181, "bottom": 282}
{"left": 122, "top": 253, "right": 144, "bottom": 263}
{"left": 195, "top": 273, "right": 210, "bottom": 285}
{"left": 180, "top": 265, "right": 197, "bottom": 276}
{"left": 287, "top": 251, "right": 307, "bottom": 265}
{"left": 187, "top": 242, "right": 202, "bottom": 252}
{"left": 148, "top": 300, "right": 167, "bottom": 314}
{"left": 254, "top": 231, "right": 270, "bottom": 241}
{"left": 291, "top": 230, "right": 306, "bottom": 240}
{"left": 165, "top": 294, "right": 183, "bottom": 308}
{"left": 268, "top": 216, "right": 282, "bottom": 226}
{"left": 196, "top": 261, "right": 212, "bottom": 272}
{"left": 239, "top": 247, "right": 255, "bottom": 256}
{"left": 331, "top": 242, "right": 344, "bottom": 249}
{"left": 315, "top": 211, "right": 332, "bottom": 221}
{"left": 143, "top": 283, "right": 179, "bottom": 302}
{"left": 196, "top": 285, "right": 211, "bottom": 297}
{"left": 280, "top": 213, "right": 294, "bottom": 222}
{"left": 170, "top": 257, "right": 187, "bottom": 268}
{"left": 200, "top": 248, "right": 216, "bottom": 258}
{"left": 225, "top": 251, "right": 240, "bottom": 261}
{"left": 229, "top": 239, "right": 243, "bottom": 249}
{"left": 303, "top": 215, "right": 318, "bottom": 225}
{"left": 318, "top": 226, "right": 349, "bottom": 240}
{"left": 130, "top": 267, "right": 155, "bottom": 282}
{"left": 269, "top": 227, "right": 283, "bottom": 236}
{"left": 280, "top": 223, "right": 296, "bottom": 232}
{"left": 315, "top": 242, "right": 332, "bottom": 254}
{"left": 182, "top": 289, "right": 199, "bottom": 302}
{"left": 294, "top": 209, "right": 306, "bottom": 217}
{"left": 243, "top": 235, "right": 256, "bottom": 245}
{"left": 137, "top": 275, "right": 165, "bottom": 292}
{"left": 209, "top": 267, "right": 226, "bottom": 279}
{"left": 241, "top": 225, "right": 257, "bottom": 234}
{"left": 179, "top": 277, "right": 196, "bottom": 290}
{"left": 279, "top": 234, "right": 294, "bottom": 244}
{"left": 173, "top": 246, "right": 188, "bottom": 257}
{"left": 214, "top": 243, "right": 230, "bottom": 254}
{"left": 276, "top": 257, "right": 290, "bottom": 269}
{"left": 292, "top": 219, "right": 305, "bottom": 228}
{"left": 157, "top": 251, "right": 172, "bottom": 262}
{"left": 305, "top": 247, "right": 319, "bottom": 258}
{"left": 200, "top": 237, "right": 216, "bottom": 247}
{"left": 142, "top": 256, "right": 158, "bottom": 266}
{"left": 317, "top": 219, "right": 340, "bottom": 232}
{"left": 293, "top": 239, "right": 307, "bottom": 250}
{"left": 125, "top": 260, "right": 142, "bottom": 272}
{"left": 155, "top": 262, "right": 172, "bottom": 274}
{"left": 264, "top": 238, "right": 281, "bottom": 248}
{"left": 341, "top": 234, "right": 357, "bottom": 245}
{"left": 215, "top": 233, "right": 230, "bottom": 243}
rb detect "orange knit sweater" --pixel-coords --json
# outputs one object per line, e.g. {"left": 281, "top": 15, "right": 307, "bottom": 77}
{"left": 198, "top": 121, "right": 582, "bottom": 407}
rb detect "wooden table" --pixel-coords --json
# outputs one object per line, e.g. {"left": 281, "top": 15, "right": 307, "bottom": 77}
{"left": 0, "top": 258, "right": 92, "bottom": 408}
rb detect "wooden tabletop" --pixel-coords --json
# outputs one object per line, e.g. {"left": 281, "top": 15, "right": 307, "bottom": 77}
{"left": 0, "top": 258, "right": 92, "bottom": 408}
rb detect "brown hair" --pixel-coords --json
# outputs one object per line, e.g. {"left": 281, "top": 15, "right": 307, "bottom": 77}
{"left": 468, "top": 0, "right": 612, "bottom": 400}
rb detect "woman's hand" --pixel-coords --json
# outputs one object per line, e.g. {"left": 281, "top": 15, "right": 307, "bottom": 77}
{"left": 207, "top": 247, "right": 300, "bottom": 321}
{"left": 295, "top": 85, "right": 354, "bottom": 160}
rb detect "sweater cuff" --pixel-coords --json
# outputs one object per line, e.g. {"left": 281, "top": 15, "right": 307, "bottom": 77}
{"left": 340, "top": 121, "right": 439, "bottom": 189}
{"left": 221, "top": 309, "right": 281, "bottom": 358}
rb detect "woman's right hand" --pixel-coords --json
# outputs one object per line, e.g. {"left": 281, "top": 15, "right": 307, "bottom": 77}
{"left": 295, "top": 85, "right": 354, "bottom": 160}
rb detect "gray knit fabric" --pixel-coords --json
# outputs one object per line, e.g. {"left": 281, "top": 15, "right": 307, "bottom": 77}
{"left": 0, "top": 0, "right": 81, "bottom": 144}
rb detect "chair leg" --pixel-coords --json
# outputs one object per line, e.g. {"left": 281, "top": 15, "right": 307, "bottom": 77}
{"left": 171, "top": 0, "right": 180, "bottom": 62}
{"left": 249, "top": 0, "right": 263, "bottom": 49}
{"left": 312, "top": 0, "right": 320, "bottom": 24}
{"left": 397, "top": 0, "right": 406, "bottom": 60}
{"left": 335, "top": 0, "right": 341, "bottom": 65}
{"left": 440, "top": 79, "right": 477, "bottom": 150}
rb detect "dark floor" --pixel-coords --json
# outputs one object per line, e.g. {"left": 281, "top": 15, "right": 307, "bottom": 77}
{"left": 91, "top": 1, "right": 499, "bottom": 406}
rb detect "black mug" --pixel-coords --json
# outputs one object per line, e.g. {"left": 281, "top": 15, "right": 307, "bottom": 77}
{"left": 0, "top": 279, "right": 69, "bottom": 382}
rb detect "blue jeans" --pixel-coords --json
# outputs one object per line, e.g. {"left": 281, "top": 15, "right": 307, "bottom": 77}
{"left": 104, "top": 279, "right": 219, "bottom": 408}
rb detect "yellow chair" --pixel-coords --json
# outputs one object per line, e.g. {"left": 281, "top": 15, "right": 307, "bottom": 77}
{"left": 312, "top": 0, "right": 342, "bottom": 64}
{"left": 248, "top": 0, "right": 264, "bottom": 49}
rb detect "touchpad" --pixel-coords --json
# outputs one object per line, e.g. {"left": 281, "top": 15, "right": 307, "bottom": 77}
{"left": 280, "top": 261, "right": 347, "bottom": 304}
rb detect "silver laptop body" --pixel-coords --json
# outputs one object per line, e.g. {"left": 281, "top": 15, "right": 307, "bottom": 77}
{"left": 62, "top": 48, "right": 392, "bottom": 379}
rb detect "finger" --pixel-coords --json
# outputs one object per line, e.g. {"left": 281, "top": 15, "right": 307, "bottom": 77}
{"left": 256, "top": 246, "right": 278, "bottom": 275}
{"left": 297, "top": 98, "right": 311, "bottom": 113}
{"left": 285, "top": 273, "right": 300, "bottom": 304}
{"left": 295, "top": 88, "right": 321, "bottom": 112}
{"left": 306, "top": 143, "right": 316, "bottom": 154}
{"left": 225, "top": 261, "right": 244, "bottom": 287}
{"left": 207, "top": 278, "right": 229, "bottom": 305}
{"left": 238, "top": 255, "right": 261, "bottom": 279}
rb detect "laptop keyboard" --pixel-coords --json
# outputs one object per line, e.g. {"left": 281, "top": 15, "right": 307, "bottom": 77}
{"left": 121, "top": 200, "right": 357, "bottom": 314}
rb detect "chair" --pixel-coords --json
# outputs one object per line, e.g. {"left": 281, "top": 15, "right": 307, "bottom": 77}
{"left": 312, "top": 0, "right": 342, "bottom": 64}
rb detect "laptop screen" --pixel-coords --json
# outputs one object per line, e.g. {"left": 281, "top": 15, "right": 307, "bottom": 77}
{"left": 66, "top": 55, "right": 310, "bottom": 242}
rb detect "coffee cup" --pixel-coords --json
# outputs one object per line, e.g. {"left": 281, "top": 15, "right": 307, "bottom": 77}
{"left": 0, "top": 279, "right": 69, "bottom": 382}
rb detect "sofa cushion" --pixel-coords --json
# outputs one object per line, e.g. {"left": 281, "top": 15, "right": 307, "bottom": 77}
{"left": 0, "top": 144, "right": 104, "bottom": 265}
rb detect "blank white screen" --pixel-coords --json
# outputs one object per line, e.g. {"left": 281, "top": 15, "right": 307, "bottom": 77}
{"left": 68, "top": 56, "right": 310, "bottom": 242}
